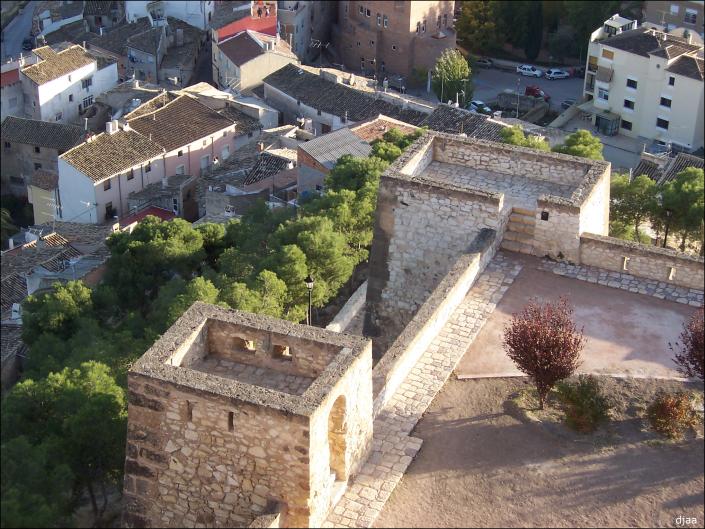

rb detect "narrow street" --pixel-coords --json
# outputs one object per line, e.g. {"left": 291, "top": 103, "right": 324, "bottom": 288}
{"left": 1, "top": 1, "right": 36, "bottom": 62}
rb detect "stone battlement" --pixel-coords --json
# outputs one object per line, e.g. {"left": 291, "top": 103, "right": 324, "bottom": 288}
{"left": 123, "top": 303, "right": 373, "bottom": 528}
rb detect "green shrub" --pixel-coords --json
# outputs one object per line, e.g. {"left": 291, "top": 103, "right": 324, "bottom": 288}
{"left": 647, "top": 391, "right": 697, "bottom": 439}
{"left": 555, "top": 375, "right": 612, "bottom": 433}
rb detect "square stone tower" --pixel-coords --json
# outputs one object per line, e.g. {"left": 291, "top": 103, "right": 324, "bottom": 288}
{"left": 122, "top": 302, "right": 373, "bottom": 528}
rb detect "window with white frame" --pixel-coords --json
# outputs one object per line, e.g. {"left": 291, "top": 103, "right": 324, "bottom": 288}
{"left": 176, "top": 164, "right": 185, "bottom": 175}
{"left": 626, "top": 78, "right": 637, "bottom": 89}
{"left": 670, "top": 4, "right": 679, "bottom": 15}
{"left": 55, "top": 112, "right": 62, "bottom": 121}
{"left": 377, "top": 13, "right": 381, "bottom": 25}
{"left": 598, "top": 87, "right": 609, "bottom": 101}
{"left": 660, "top": 96, "right": 672, "bottom": 108}
{"left": 82, "top": 77, "right": 93, "bottom": 90}
{"left": 383, "top": 15, "right": 388, "bottom": 27}
{"left": 623, "top": 99, "right": 635, "bottom": 109}
{"left": 83, "top": 95, "right": 94, "bottom": 107}
{"left": 685, "top": 8, "right": 697, "bottom": 24}
{"left": 656, "top": 117, "right": 669, "bottom": 130}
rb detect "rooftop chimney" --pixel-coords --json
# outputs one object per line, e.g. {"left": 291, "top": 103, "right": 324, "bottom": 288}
{"left": 257, "top": 142, "right": 265, "bottom": 152}
{"left": 161, "top": 176, "right": 168, "bottom": 189}
{"left": 84, "top": 117, "right": 88, "bottom": 131}
{"left": 176, "top": 28, "right": 184, "bottom": 47}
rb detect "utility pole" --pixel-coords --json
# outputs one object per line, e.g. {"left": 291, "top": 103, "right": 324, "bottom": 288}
{"left": 516, "top": 77, "right": 521, "bottom": 118}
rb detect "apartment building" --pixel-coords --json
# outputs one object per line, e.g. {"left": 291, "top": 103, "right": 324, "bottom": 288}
{"left": 333, "top": 0, "right": 456, "bottom": 78}
{"left": 215, "top": 30, "right": 297, "bottom": 92}
{"left": 57, "top": 92, "right": 261, "bottom": 224}
{"left": 20, "top": 45, "right": 118, "bottom": 125}
{"left": 278, "top": 1, "right": 336, "bottom": 61}
{"left": 642, "top": 1, "right": 704, "bottom": 37}
{"left": 1, "top": 63, "right": 24, "bottom": 122}
{"left": 582, "top": 16, "right": 704, "bottom": 152}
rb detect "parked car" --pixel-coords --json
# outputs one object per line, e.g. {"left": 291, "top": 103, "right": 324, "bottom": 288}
{"left": 516, "top": 64, "right": 543, "bottom": 77}
{"left": 476, "top": 58, "right": 494, "bottom": 68}
{"left": 524, "top": 85, "right": 550, "bottom": 102}
{"left": 468, "top": 100, "right": 492, "bottom": 114}
{"left": 22, "top": 37, "right": 33, "bottom": 50}
{"left": 545, "top": 68, "right": 570, "bottom": 80}
{"left": 561, "top": 98, "right": 576, "bottom": 110}
{"left": 386, "top": 75, "right": 406, "bottom": 93}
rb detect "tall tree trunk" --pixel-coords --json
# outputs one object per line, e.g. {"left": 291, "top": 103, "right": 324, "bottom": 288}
{"left": 87, "top": 482, "right": 99, "bottom": 522}
{"left": 680, "top": 231, "right": 688, "bottom": 252}
{"left": 99, "top": 479, "right": 109, "bottom": 519}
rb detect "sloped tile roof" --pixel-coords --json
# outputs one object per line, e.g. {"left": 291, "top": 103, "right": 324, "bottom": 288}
{"left": 127, "top": 94, "right": 236, "bottom": 152}
{"left": 299, "top": 128, "right": 372, "bottom": 170}
{"left": 350, "top": 115, "right": 419, "bottom": 143}
{"left": 31, "top": 169, "right": 59, "bottom": 191}
{"left": 263, "top": 64, "right": 429, "bottom": 125}
{"left": 21, "top": 45, "right": 95, "bottom": 85}
{"left": 666, "top": 54, "right": 705, "bottom": 81}
{"left": 1, "top": 324, "right": 26, "bottom": 365}
{"left": 60, "top": 129, "right": 164, "bottom": 183}
{"left": 660, "top": 153, "right": 705, "bottom": 185}
{"left": 601, "top": 27, "right": 702, "bottom": 59}
{"left": 423, "top": 104, "right": 506, "bottom": 141}
{"left": 43, "top": 19, "right": 95, "bottom": 46}
{"left": 0, "top": 274, "right": 27, "bottom": 314}
{"left": 127, "top": 26, "right": 163, "bottom": 55}
{"left": 84, "top": 0, "right": 116, "bottom": 16}
{"left": 633, "top": 158, "right": 662, "bottom": 181}
{"left": 87, "top": 17, "right": 152, "bottom": 56}
{"left": 217, "top": 105, "right": 262, "bottom": 135}
{"left": 243, "top": 151, "right": 295, "bottom": 186}
{"left": 1, "top": 116, "right": 85, "bottom": 151}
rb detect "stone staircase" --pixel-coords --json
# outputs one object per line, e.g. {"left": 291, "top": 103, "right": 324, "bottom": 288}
{"left": 500, "top": 207, "right": 536, "bottom": 255}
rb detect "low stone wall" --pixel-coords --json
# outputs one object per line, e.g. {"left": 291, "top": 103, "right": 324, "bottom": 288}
{"left": 579, "top": 233, "right": 705, "bottom": 290}
{"left": 371, "top": 228, "right": 497, "bottom": 416}
{"left": 549, "top": 103, "right": 581, "bottom": 128}
{"left": 326, "top": 281, "right": 367, "bottom": 333}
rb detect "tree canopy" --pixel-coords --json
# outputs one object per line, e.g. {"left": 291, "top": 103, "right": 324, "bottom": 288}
{"left": 431, "top": 49, "right": 472, "bottom": 105}
{"left": 500, "top": 125, "right": 550, "bottom": 151}
{"left": 552, "top": 130, "right": 604, "bottom": 160}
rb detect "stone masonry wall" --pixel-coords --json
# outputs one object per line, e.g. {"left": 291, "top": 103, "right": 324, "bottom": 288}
{"left": 123, "top": 375, "right": 311, "bottom": 528}
{"left": 372, "top": 228, "right": 498, "bottom": 416}
{"left": 533, "top": 201, "right": 582, "bottom": 262}
{"left": 432, "top": 136, "right": 589, "bottom": 187}
{"left": 578, "top": 165, "right": 610, "bottom": 237}
{"left": 365, "top": 176, "right": 503, "bottom": 354}
{"left": 580, "top": 233, "right": 705, "bottom": 290}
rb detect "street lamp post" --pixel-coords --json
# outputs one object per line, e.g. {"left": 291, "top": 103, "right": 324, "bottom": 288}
{"left": 515, "top": 77, "right": 521, "bottom": 118}
{"left": 304, "top": 274, "right": 314, "bottom": 325}
{"left": 663, "top": 208, "right": 673, "bottom": 249}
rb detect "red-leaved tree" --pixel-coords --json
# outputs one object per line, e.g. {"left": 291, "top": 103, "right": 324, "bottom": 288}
{"left": 503, "top": 297, "right": 585, "bottom": 409}
{"left": 671, "top": 308, "right": 704, "bottom": 381}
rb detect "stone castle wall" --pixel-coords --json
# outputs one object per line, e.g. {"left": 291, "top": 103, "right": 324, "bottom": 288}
{"left": 122, "top": 304, "right": 374, "bottom": 528}
{"left": 372, "top": 228, "right": 498, "bottom": 415}
{"left": 432, "top": 136, "right": 589, "bottom": 187}
{"left": 580, "top": 233, "right": 705, "bottom": 290}
{"left": 365, "top": 176, "right": 503, "bottom": 353}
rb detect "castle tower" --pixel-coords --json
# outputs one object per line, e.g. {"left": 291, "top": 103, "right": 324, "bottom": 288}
{"left": 122, "top": 302, "right": 373, "bottom": 527}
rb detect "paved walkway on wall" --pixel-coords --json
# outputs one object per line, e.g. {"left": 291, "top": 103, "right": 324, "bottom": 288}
{"left": 322, "top": 253, "right": 523, "bottom": 528}
{"left": 457, "top": 256, "right": 700, "bottom": 380}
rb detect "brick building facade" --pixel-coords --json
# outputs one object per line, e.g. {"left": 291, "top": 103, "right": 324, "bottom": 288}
{"left": 333, "top": 0, "right": 456, "bottom": 79}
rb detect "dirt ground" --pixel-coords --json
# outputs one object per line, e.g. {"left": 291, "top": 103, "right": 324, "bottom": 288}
{"left": 375, "top": 377, "right": 705, "bottom": 528}
{"left": 457, "top": 263, "right": 697, "bottom": 379}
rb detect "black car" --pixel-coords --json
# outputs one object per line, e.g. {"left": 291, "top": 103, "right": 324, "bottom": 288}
{"left": 22, "top": 37, "right": 33, "bottom": 50}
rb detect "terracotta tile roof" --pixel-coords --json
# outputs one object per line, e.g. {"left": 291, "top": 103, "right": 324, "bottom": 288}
{"left": 30, "top": 169, "right": 59, "bottom": 191}
{"left": 120, "top": 206, "right": 175, "bottom": 228}
{"left": 60, "top": 128, "right": 164, "bottom": 183}
{"left": 218, "top": 30, "right": 296, "bottom": 67}
{"left": 666, "top": 54, "right": 705, "bottom": 81}
{"left": 216, "top": 104, "right": 262, "bottom": 134}
{"left": 127, "top": 94, "right": 236, "bottom": 152}
{"left": 1, "top": 116, "right": 85, "bottom": 151}
{"left": 243, "top": 151, "right": 295, "bottom": 186}
{"left": 0, "top": 68, "right": 20, "bottom": 88}
{"left": 660, "top": 153, "right": 705, "bottom": 185}
{"left": 43, "top": 19, "right": 95, "bottom": 47}
{"left": 21, "top": 45, "right": 95, "bottom": 85}
{"left": 602, "top": 27, "right": 702, "bottom": 59}
{"left": 0, "top": 274, "right": 27, "bottom": 314}
{"left": 423, "top": 104, "right": 506, "bottom": 141}
{"left": 633, "top": 158, "right": 662, "bottom": 181}
{"left": 263, "top": 64, "right": 429, "bottom": 126}
{"left": 1, "top": 324, "right": 26, "bottom": 366}
{"left": 84, "top": 0, "right": 116, "bottom": 16}
{"left": 211, "top": 2, "right": 253, "bottom": 29}
{"left": 87, "top": 17, "right": 152, "bottom": 56}
{"left": 123, "top": 91, "right": 178, "bottom": 119}
{"left": 350, "top": 115, "right": 420, "bottom": 142}
{"left": 127, "top": 26, "right": 164, "bottom": 55}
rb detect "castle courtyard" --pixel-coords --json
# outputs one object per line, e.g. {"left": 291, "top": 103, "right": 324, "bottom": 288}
{"left": 374, "top": 376, "right": 705, "bottom": 528}
{"left": 457, "top": 254, "right": 700, "bottom": 380}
